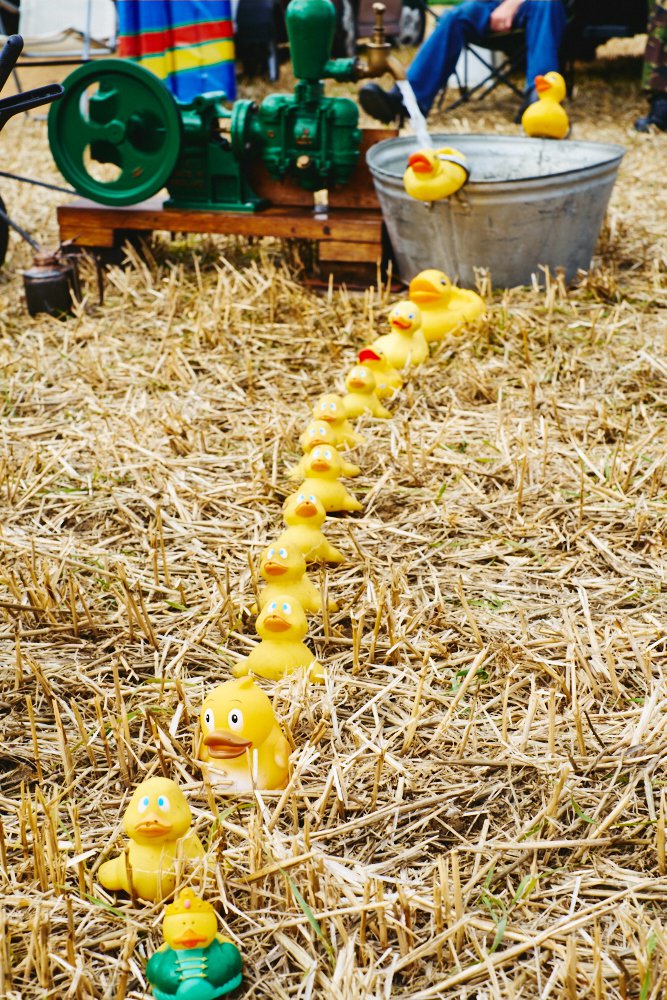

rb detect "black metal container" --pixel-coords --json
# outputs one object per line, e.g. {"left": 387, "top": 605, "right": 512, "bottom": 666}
{"left": 23, "top": 252, "right": 81, "bottom": 318}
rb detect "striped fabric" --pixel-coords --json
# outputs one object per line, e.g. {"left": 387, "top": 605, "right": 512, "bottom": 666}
{"left": 117, "top": 1, "right": 236, "bottom": 102}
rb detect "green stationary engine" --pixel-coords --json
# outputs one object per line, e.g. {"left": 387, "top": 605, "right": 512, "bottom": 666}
{"left": 48, "top": 0, "right": 395, "bottom": 211}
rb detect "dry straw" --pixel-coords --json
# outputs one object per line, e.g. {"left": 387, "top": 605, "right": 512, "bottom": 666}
{"left": 0, "top": 42, "right": 666, "bottom": 1000}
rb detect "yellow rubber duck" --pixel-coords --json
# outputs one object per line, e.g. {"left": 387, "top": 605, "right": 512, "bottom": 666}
{"left": 403, "top": 147, "right": 469, "bottom": 202}
{"left": 197, "top": 677, "right": 290, "bottom": 793}
{"left": 98, "top": 777, "right": 205, "bottom": 902}
{"left": 342, "top": 364, "right": 392, "bottom": 419}
{"left": 254, "top": 540, "right": 337, "bottom": 614}
{"left": 521, "top": 72, "right": 569, "bottom": 139}
{"left": 146, "top": 889, "right": 243, "bottom": 997}
{"left": 409, "top": 269, "right": 486, "bottom": 342}
{"left": 300, "top": 445, "right": 363, "bottom": 513}
{"left": 232, "top": 596, "right": 323, "bottom": 682}
{"left": 289, "top": 419, "right": 361, "bottom": 480}
{"left": 309, "top": 393, "right": 365, "bottom": 448}
{"left": 370, "top": 300, "right": 428, "bottom": 369}
{"left": 357, "top": 348, "right": 402, "bottom": 399}
{"left": 278, "top": 492, "right": 346, "bottom": 565}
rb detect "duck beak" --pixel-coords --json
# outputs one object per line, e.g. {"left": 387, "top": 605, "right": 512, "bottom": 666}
{"left": 408, "top": 152, "right": 433, "bottom": 174}
{"left": 295, "top": 500, "right": 317, "bottom": 517}
{"left": 535, "top": 75, "right": 550, "bottom": 94}
{"left": 264, "top": 614, "right": 290, "bottom": 633}
{"left": 348, "top": 377, "right": 366, "bottom": 390}
{"left": 409, "top": 276, "right": 442, "bottom": 303}
{"left": 310, "top": 459, "right": 330, "bottom": 472}
{"left": 264, "top": 562, "right": 287, "bottom": 576}
{"left": 391, "top": 316, "right": 412, "bottom": 330}
{"left": 204, "top": 730, "right": 252, "bottom": 759}
{"left": 175, "top": 934, "right": 208, "bottom": 948}
{"left": 134, "top": 817, "right": 173, "bottom": 837}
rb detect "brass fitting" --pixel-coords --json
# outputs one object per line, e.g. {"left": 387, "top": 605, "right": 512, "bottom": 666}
{"left": 354, "top": 3, "right": 406, "bottom": 81}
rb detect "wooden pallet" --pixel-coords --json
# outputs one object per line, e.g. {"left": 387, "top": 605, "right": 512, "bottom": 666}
{"left": 57, "top": 128, "right": 398, "bottom": 286}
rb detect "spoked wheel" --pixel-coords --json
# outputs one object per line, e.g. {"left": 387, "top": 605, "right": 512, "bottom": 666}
{"left": 47, "top": 59, "right": 183, "bottom": 206}
{"left": 397, "top": 3, "right": 426, "bottom": 47}
{"left": 0, "top": 195, "right": 9, "bottom": 267}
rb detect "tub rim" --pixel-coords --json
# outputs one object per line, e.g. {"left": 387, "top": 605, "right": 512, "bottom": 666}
{"left": 366, "top": 133, "right": 626, "bottom": 189}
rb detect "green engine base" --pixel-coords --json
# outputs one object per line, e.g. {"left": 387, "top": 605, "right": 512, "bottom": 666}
{"left": 166, "top": 94, "right": 266, "bottom": 213}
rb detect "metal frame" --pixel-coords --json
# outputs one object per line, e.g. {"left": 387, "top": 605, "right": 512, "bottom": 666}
{"left": 442, "top": 32, "right": 526, "bottom": 112}
{"left": 0, "top": 0, "right": 116, "bottom": 77}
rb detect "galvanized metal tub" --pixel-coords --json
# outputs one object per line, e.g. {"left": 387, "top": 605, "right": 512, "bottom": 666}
{"left": 366, "top": 134, "right": 625, "bottom": 288}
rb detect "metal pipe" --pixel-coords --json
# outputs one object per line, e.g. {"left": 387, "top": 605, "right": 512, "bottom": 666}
{"left": 0, "top": 33, "right": 22, "bottom": 92}
{"left": 83, "top": 0, "right": 92, "bottom": 61}
{"left": 353, "top": 3, "right": 407, "bottom": 81}
{"left": 0, "top": 168, "right": 75, "bottom": 195}
{"left": 382, "top": 54, "right": 407, "bottom": 81}
{"left": 0, "top": 205, "right": 42, "bottom": 251}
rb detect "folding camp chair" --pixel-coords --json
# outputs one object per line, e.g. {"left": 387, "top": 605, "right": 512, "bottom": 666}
{"left": 443, "top": 24, "right": 525, "bottom": 111}
{"left": 436, "top": 0, "right": 575, "bottom": 114}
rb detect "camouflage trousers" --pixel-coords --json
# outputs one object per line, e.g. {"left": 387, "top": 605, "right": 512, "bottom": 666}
{"left": 643, "top": 0, "right": 667, "bottom": 92}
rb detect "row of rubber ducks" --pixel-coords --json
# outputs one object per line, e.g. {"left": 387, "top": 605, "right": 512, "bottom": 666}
{"left": 95, "top": 268, "right": 486, "bottom": 998}
{"left": 404, "top": 72, "right": 569, "bottom": 203}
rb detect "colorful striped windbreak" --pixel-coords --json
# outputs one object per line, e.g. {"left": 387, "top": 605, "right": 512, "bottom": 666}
{"left": 117, "top": 1, "right": 236, "bottom": 102}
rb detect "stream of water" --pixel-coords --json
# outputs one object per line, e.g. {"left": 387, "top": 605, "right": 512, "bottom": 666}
{"left": 396, "top": 80, "right": 432, "bottom": 150}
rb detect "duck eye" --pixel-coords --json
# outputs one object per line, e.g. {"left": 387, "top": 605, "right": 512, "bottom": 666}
{"left": 282, "top": 602, "right": 291, "bottom": 614}
{"left": 440, "top": 279, "right": 447, "bottom": 285}
{"left": 309, "top": 494, "right": 316, "bottom": 503}
{"left": 319, "top": 427, "right": 325, "bottom": 435}
{"left": 309, "top": 428, "right": 315, "bottom": 437}
{"left": 268, "top": 547, "right": 274, "bottom": 558}
{"left": 279, "top": 548, "right": 287, "bottom": 559}
{"left": 228, "top": 709, "right": 243, "bottom": 731}
{"left": 319, "top": 400, "right": 327, "bottom": 411}
{"left": 157, "top": 795, "right": 170, "bottom": 812}
{"left": 329, "top": 402, "right": 335, "bottom": 411}
{"left": 325, "top": 449, "right": 332, "bottom": 460}
{"left": 138, "top": 796, "right": 150, "bottom": 813}
{"left": 269, "top": 601, "right": 277, "bottom": 610}
{"left": 203, "top": 708, "right": 214, "bottom": 729}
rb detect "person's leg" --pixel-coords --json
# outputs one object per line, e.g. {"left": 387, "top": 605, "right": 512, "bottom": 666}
{"left": 514, "top": 0, "right": 567, "bottom": 87}
{"left": 407, "top": 0, "right": 498, "bottom": 113}
{"left": 636, "top": 0, "right": 667, "bottom": 130}
{"left": 359, "top": 0, "right": 499, "bottom": 123}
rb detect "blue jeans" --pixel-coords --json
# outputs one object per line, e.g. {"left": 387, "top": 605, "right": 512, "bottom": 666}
{"left": 407, "top": 0, "right": 567, "bottom": 114}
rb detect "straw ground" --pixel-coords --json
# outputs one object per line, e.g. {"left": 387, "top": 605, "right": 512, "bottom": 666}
{"left": 0, "top": 41, "right": 666, "bottom": 1000}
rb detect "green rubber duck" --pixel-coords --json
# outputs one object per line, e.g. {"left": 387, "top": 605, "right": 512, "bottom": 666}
{"left": 146, "top": 889, "right": 242, "bottom": 999}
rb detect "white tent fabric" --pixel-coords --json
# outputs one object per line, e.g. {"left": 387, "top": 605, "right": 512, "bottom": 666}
{"left": 18, "top": 0, "right": 116, "bottom": 42}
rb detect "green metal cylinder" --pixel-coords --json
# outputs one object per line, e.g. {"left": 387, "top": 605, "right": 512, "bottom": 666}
{"left": 285, "top": 0, "right": 336, "bottom": 81}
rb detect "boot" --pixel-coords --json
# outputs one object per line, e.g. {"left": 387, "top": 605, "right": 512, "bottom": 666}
{"left": 634, "top": 93, "right": 667, "bottom": 132}
{"left": 359, "top": 83, "right": 406, "bottom": 125}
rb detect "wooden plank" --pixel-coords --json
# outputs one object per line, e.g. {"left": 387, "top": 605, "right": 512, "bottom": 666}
{"left": 59, "top": 222, "right": 115, "bottom": 247}
{"left": 57, "top": 201, "right": 384, "bottom": 244}
{"left": 311, "top": 261, "right": 378, "bottom": 287}
{"left": 318, "top": 240, "right": 381, "bottom": 263}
